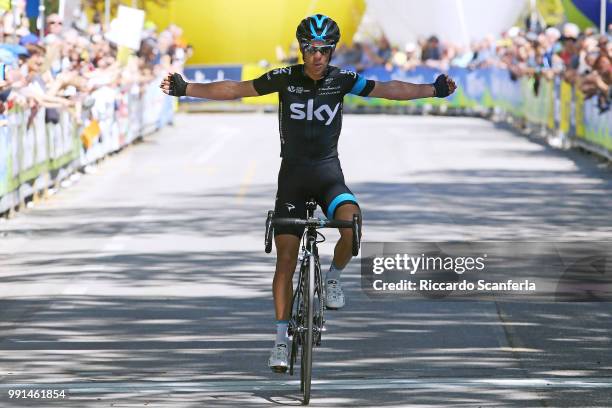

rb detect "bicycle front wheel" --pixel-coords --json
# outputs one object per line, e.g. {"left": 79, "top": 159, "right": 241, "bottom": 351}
{"left": 300, "top": 253, "right": 315, "bottom": 404}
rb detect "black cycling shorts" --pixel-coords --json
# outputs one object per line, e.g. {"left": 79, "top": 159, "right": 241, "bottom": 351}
{"left": 274, "top": 157, "right": 359, "bottom": 238}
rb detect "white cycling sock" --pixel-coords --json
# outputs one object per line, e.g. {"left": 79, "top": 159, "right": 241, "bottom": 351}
{"left": 275, "top": 320, "right": 288, "bottom": 345}
{"left": 326, "top": 261, "right": 344, "bottom": 283}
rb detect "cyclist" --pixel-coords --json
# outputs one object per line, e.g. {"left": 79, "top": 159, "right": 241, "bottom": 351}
{"left": 160, "top": 14, "right": 457, "bottom": 373}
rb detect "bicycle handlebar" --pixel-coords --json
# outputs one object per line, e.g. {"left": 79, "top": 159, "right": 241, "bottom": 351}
{"left": 272, "top": 218, "right": 354, "bottom": 228}
{"left": 265, "top": 211, "right": 361, "bottom": 256}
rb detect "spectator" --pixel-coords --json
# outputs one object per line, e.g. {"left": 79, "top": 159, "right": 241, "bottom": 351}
{"left": 332, "top": 42, "right": 363, "bottom": 69}
{"left": 580, "top": 52, "right": 611, "bottom": 112}
{"left": 44, "top": 13, "right": 64, "bottom": 45}
{"left": 451, "top": 44, "right": 474, "bottom": 68}
{"left": 543, "top": 27, "right": 561, "bottom": 67}
{"left": 330, "top": 43, "right": 349, "bottom": 66}
{"left": 373, "top": 35, "right": 392, "bottom": 65}
{"left": 471, "top": 34, "right": 496, "bottom": 68}
{"left": 0, "top": 7, "right": 188, "bottom": 131}
{"left": 559, "top": 33, "right": 580, "bottom": 83}
{"left": 403, "top": 42, "right": 420, "bottom": 70}
{"left": 421, "top": 35, "right": 442, "bottom": 62}
{"left": 12, "top": 43, "right": 73, "bottom": 123}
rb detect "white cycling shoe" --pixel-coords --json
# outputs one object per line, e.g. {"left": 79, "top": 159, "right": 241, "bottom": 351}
{"left": 268, "top": 343, "right": 289, "bottom": 373}
{"left": 325, "top": 279, "right": 345, "bottom": 309}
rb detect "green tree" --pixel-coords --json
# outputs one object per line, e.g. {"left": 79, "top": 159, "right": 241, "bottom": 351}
{"left": 44, "top": 0, "right": 59, "bottom": 14}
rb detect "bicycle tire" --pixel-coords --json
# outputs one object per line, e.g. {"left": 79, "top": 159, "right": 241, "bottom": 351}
{"left": 301, "top": 252, "right": 315, "bottom": 404}
{"left": 296, "top": 257, "right": 307, "bottom": 392}
{"left": 290, "top": 263, "right": 303, "bottom": 378}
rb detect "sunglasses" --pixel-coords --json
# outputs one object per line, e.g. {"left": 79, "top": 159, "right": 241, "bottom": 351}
{"left": 302, "top": 43, "right": 334, "bottom": 55}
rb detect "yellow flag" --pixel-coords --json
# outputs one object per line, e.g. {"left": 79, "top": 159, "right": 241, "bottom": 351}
{"left": 117, "top": 46, "right": 133, "bottom": 67}
{"left": 538, "top": 0, "right": 565, "bottom": 26}
{"left": 81, "top": 120, "right": 101, "bottom": 149}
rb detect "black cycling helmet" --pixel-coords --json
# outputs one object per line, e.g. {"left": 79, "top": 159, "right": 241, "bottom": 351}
{"left": 296, "top": 14, "right": 340, "bottom": 46}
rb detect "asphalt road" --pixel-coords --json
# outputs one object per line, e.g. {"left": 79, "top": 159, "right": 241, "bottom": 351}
{"left": 1, "top": 113, "right": 611, "bottom": 407}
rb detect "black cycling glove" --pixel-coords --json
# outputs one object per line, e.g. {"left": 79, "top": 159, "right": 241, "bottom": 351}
{"left": 432, "top": 74, "right": 450, "bottom": 98}
{"left": 170, "top": 73, "right": 188, "bottom": 97}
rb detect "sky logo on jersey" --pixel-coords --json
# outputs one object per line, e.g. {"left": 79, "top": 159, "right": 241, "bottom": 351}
{"left": 273, "top": 67, "right": 291, "bottom": 75}
{"left": 289, "top": 99, "right": 340, "bottom": 126}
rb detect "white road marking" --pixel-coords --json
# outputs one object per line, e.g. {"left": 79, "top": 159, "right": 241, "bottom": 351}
{"left": 2, "top": 377, "right": 612, "bottom": 393}
{"left": 102, "top": 234, "right": 129, "bottom": 252}
{"left": 60, "top": 285, "right": 89, "bottom": 295}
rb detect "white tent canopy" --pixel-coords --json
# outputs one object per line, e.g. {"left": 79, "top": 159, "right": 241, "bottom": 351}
{"left": 359, "top": 0, "right": 527, "bottom": 47}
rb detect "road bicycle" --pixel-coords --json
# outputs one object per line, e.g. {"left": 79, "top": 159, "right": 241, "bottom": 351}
{"left": 265, "top": 198, "right": 360, "bottom": 404}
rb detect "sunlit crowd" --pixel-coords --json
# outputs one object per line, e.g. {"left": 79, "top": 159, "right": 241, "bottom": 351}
{"left": 0, "top": 4, "right": 190, "bottom": 124}
{"left": 329, "top": 22, "right": 612, "bottom": 112}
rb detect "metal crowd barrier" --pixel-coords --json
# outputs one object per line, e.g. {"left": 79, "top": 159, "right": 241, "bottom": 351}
{"left": 341, "top": 66, "right": 612, "bottom": 161}
{"left": 0, "top": 76, "right": 175, "bottom": 215}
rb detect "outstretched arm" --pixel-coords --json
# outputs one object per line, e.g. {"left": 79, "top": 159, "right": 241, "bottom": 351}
{"left": 185, "top": 80, "right": 258, "bottom": 99}
{"left": 368, "top": 74, "right": 457, "bottom": 100}
{"left": 159, "top": 72, "right": 259, "bottom": 99}
{"left": 369, "top": 81, "right": 436, "bottom": 100}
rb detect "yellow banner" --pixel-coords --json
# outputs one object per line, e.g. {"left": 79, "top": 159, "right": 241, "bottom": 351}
{"left": 143, "top": 0, "right": 366, "bottom": 65}
{"left": 559, "top": 81, "right": 572, "bottom": 133}
{"left": 575, "top": 87, "right": 585, "bottom": 138}
{"left": 546, "top": 79, "right": 555, "bottom": 130}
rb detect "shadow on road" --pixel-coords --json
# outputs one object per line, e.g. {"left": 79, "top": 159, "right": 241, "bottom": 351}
{"left": 1, "top": 129, "right": 612, "bottom": 406}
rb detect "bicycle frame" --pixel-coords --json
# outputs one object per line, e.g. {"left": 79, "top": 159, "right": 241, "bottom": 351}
{"left": 264, "top": 198, "right": 360, "bottom": 404}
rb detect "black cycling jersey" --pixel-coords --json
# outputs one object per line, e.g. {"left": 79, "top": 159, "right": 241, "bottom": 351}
{"left": 252, "top": 64, "right": 375, "bottom": 163}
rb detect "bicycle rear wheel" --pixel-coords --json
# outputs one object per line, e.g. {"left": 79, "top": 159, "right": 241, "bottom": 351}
{"left": 300, "top": 253, "right": 315, "bottom": 404}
